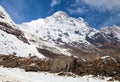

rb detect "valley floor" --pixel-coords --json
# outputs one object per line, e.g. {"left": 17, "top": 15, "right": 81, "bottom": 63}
{"left": 0, "top": 67, "right": 119, "bottom": 82}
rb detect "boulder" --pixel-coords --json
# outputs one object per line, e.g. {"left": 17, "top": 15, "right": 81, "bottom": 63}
{"left": 4, "top": 60, "right": 18, "bottom": 68}
{"left": 50, "top": 55, "right": 76, "bottom": 73}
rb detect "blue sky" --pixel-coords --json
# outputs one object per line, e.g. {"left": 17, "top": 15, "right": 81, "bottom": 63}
{"left": 0, "top": 0, "right": 120, "bottom": 28}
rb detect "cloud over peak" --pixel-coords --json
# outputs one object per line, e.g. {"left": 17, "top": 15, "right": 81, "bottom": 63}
{"left": 67, "top": 7, "right": 85, "bottom": 14}
{"left": 51, "top": 0, "right": 61, "bottom": 7}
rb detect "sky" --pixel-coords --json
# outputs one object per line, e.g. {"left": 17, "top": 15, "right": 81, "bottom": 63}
{"left": 0, "top": 0, "right": 120, "bottom": 28}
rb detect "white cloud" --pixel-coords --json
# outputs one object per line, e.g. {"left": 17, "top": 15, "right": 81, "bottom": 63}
{"left": 67, "top": 7, "right": 85, "bottom": 14}
{"left": 51, "top": 0, "right": 61, "bottom": 7}
{"left": 82, "top": 0, "right": 120, "bottom": 12}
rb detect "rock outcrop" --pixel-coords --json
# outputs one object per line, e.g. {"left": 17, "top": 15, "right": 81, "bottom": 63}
{"left": 0, "top": 55, "right": 119, "bottom": 80}
{"left": 50, "top": 56, "right": 76, "bottom": 72}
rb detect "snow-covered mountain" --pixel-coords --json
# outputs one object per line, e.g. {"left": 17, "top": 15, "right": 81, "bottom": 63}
{"left": 0, "top": 5, "right": 120, "bottom": 59}
{"left": 19, "top": 11, "right": 120, "bottom": 59}
{"left": 21, "top": 11, "right": 91, "bottom": 44}
{"left": 0, "top": 5, "right": 44, "bottom": 58}
{"left": 101, "top": 25, "right": 120, "bottom": 41}
{"left": 18, "top": 11, "right": 102, "bottom": 60}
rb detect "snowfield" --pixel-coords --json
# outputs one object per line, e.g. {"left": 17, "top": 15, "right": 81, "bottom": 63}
{"left": 0, "top": 67, "right": 119, "bottom": 82}
{"left": 0, "top": 30, "right": 45, "bottom": 58}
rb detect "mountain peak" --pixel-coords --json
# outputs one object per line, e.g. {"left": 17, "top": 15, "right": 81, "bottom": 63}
{"left": 53, "top": 11, "right": 69, "bottom": 18}
{"left": 23, "top": 10, "right": 91, "bottom": 32}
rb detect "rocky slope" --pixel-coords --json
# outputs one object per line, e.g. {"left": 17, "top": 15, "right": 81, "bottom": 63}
{"left": 0, "top": 5, "right": 44, "bottom": 58}
{"left": 88, "top": 26, "right": 120, "bottom": 58}
{"left": 0, "top": 55, "right": 119, "bottom": 81}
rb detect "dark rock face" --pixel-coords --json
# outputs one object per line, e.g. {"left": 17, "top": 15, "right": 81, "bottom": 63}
{"left": 0, "top": 21, "right": 29, "bottom": 44}
{"left": 50, "top": 56, "right": 76, "bottom": 73}
{"left": 86, "top": 32, "right": 120, "bottom": 58}
{"left": 86, "top": 33, "right": 108, "bottom": 47}
{"left": 0, "top": 11, "right": 5, "bottom": 19}
{"left": 36, "top": 48, "right": 58, "bottom": 59}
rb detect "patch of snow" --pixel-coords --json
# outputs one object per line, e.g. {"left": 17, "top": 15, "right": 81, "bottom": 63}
{"left": 101, "top": 56, "right": 111, "bottom": 59}
{"left": 0, "top": 67, "right": 119, "bottom": 82}
{"left": 101, "top": 56, "right": 117, "bottom": 62}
